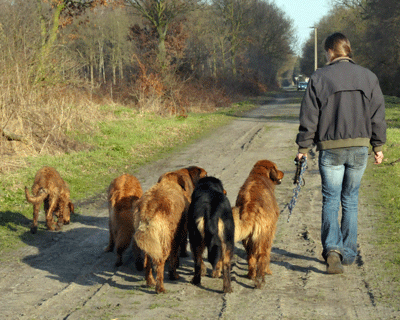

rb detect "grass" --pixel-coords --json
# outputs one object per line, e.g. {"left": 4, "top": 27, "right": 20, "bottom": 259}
{"left": 0, "top": 102, "right": 254, "bottom": 254}
{"left": 363, "top": 95, "right": 400, "bottom": 300}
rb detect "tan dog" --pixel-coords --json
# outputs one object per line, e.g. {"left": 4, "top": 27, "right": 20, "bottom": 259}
{"left": 233, "top": 160, "right": 284, "bottom": 288}
{"left": 25, "top": 166, "right": 74, "bottom": 234}
{"left": 105, "top": 174, "right": 143, "bottom": 267}
{"left": 157, "top": 166, "right": 206, "bottom": 258}
{"left": 134, "top": 166, "right": 207, "bottom": 293}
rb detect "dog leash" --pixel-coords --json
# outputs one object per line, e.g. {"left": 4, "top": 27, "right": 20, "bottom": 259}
{"left": 281, "top": 157, "right": 307, "bottom": 223}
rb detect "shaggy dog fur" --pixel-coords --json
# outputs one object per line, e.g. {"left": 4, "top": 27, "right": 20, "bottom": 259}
{"left": 104, "top": 174, "right": 143, "bottom": 267}
{"left": 134, "top": 166, "right": 207, "bottom": 294}
{"left": 188, "top": 176, "right": 234, "bottom": 293}
{"left": 25, "top": 166, "right": 74, "bottom": 234}
{"left": 233, "top": 160, "right": 284, "bottom": 289}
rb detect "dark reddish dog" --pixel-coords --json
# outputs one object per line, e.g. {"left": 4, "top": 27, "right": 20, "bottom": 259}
{"left": 104, "top": 174, "right": 143, "bottom": 267}
{"left": 25, "top": 166, "right": 74, "bottom": 234}
{"left": 188, "top": 176, "right": 235, "bottom": 293}
{"left": 234, "top": 160, "right": 284, "bottom": 288}
{"left": 157, "top": 166, "right": 205, "bottom": 258}
{"left": 134, "top": 166, "right": 207, "bottom": 293}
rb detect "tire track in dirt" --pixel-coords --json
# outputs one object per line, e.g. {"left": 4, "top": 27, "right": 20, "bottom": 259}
{"left": 1, "top": 91, "right": 398, "bottom": 320}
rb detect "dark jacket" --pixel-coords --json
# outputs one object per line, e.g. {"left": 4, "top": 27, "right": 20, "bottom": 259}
{"left": 296, "top": 57, "right": 386, "bottom": 153}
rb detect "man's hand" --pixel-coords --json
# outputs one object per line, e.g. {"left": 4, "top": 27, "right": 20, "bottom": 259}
{"left": 374, "top": 151, "right": 384, "bottom": 164}
{"left": 296, "top": 153, "right": 307, "bottom": 161}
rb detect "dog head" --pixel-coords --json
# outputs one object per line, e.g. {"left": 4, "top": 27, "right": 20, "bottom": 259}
{"left": 252, "top": 160, "right": 284, "bottom": 185}
{"left": 62, "top": 201, "right": 75, "bottom": 225}
{"left": 158, "top": 171, "right": 185, "bottom": 187}
{"left": 159, "top": 166, "right": 207, "bottom": 195}
{"left": 185, "top": 166, "right": 207, "bottom": 185}
{"left": 195, "top": 176, "right": 225, "bottom": 194}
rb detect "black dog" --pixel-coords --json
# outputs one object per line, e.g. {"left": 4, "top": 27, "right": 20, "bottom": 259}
{"left": 188, "top": 176, "right": 235, "bottom": 293}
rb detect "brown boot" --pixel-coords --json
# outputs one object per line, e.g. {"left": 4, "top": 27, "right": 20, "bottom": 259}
{"left": 326, "top": 251, "right": 344, "bottom": 274}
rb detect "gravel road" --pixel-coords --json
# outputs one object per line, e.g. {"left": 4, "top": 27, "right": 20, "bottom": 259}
{"left": 1, "top": 91, "right": 398, "bottom": 320}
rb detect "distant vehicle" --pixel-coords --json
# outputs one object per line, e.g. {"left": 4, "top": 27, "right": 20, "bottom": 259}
{"left": 297, "top": 82, "right": 308, "bottom": 91}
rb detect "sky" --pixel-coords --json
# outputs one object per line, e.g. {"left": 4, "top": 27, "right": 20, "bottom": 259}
{"left": 272, "top": 0, "right": 333, "bottom": 55}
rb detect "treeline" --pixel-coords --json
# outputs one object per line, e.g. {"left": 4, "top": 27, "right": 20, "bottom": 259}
{"left": 0, "top": 0, "right": 296, "bottom": 157}
{"left": 300, "top": 0, "right": 400, "bottom": 97}
{"left": 0, "top": 0, "right": 296, "bottom": 98}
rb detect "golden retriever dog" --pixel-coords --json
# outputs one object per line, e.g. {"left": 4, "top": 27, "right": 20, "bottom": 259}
{"left": 104, "top": 174, "right": 143, "bottom": 267}
{"left": 25, "top": 166, "right": 74, "bottom": 234}
{"left": 134, "top": 166, "right": 207, "bottom": 293}
{"left": 233, "top": 160, "right": 284, "bottom": 289}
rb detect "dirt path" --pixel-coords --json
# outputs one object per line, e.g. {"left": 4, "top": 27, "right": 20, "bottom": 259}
{"left": 1, "top": 91, "right": 398, "bottom": 320}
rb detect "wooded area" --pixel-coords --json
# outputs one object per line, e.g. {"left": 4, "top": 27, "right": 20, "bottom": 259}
{"left": 300, "top": 0, "right": 400, "bottom": 97}
{"left": 1, "top": 0, "right": 399, "bottom": 159}
{"left": 0, "top": 0, "right": 297, "bottom": 157}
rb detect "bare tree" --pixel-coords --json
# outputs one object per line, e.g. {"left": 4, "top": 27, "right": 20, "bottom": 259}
{"left": 329, "top": 0, "right": 367, "bottom": 10}
{"left": 35, "top": 0, "right": 108, "bottom": 83}
{"left": 125, "top": 0, "right": 199, "bottom": 69}
{"left": 213, "top": 0, "right": 253, "bottom": 77}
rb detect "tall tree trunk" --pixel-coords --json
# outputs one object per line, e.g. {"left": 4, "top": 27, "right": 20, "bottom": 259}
{"left": 157, "top": 26, "right": 168, "bottom": 69}
{"left": 119, "top": 59, "right": 123, "bottom": 81}
{"left": 35, "top": 0, "right": 65, "bottom": 83}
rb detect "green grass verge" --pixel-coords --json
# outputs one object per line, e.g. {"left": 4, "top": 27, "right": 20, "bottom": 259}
{"left": 0, "top": 102, "right": 259, "bottom": 254}
{"left": 363, "top": 95, "right": 400, "bottom": 295}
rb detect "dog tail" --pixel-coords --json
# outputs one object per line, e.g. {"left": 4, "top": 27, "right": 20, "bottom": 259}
{"left": 232, "top": 206, "right": 253, "bottom": 242}
{"left": 134, "top": 218, "right": 165, "bottom": 262}
{"left": 25, "top": 186, "right": 48, "bottom": 205}
{"left": 204, "top": 215, "right": 223, "bottom": 270}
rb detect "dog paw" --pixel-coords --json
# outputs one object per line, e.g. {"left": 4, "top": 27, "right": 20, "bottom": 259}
{"left": 247, "top": 272, "right": 256, "bottom": 280}
{"left": 169, "top": 272, "right": 180, "bottom": 280}
{"left": 46, "top": 222, "right": 57, "bottom": 231}
{"left": 135, "top": 260, "right": 144, "bottom": 272}
{"left": 179, "top": 250, "right": 189, "bottom": 258}
{"left": 201, "top": 262, "right": 207, "bottom": 276}
{"left": 191, "top": 276, "right": 201, "bottom": 286}
{"left": 223, "top": 285, "right": 233, "bottom": 293}
{"left": 104, "top": 245, "right": 113, "bottom": 252}
{"left": 156, "top": 285, "right": 166, "bottom": 294}
{"left": 254, "top": 277, "right": 265, "bottom": 289}
{"left": 211, "top": 270, "right": 221, "bottom": 278}
{"left": 146, "top": 279, "right": 156, "bottom": 287}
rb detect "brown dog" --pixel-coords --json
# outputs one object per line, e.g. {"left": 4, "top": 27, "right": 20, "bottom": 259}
{"left": 104, "top": 174, "right": 143, "bottom": 267}
{"left": 157, "top": 166, "right": 205, "bottom": 258}
{"left": 25, "top": 166, "right": 74, "bottom": 234}
{"left": 134, "top": 166, "right": 207, "bottom": 293}
{"left": 233, "top": 160, "right": 284, "bottom": 288}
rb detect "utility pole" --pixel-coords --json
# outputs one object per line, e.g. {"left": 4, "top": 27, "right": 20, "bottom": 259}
{"left": 310, "top": 26, "right": 318, "bottom": 71}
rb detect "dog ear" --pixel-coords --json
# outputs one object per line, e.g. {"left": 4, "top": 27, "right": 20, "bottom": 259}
{"left": 186, "top": 167, "right": 199, "bottom": 182}
{"left": 269, "top": 168, "right": 284, "bottom": 184}
{"left": 187, "top": 167, "right": 207, "bottom": 184}
{"left": 177, "top": 175, "right": 188, "bottom": 192}
{"left": 68, "top": 202, "right": 75, "bottom": 214}
{"left": 157, "top": 174, "right": 165, "bottom": 183}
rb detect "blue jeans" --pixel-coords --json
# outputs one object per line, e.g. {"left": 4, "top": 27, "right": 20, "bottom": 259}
{"left": 319, "top": 147, "right": 368, "bottom": 265}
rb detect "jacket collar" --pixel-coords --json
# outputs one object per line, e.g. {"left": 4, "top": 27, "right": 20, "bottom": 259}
{"left": 327, "top": 57, "right": 354, "bottom": 65}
